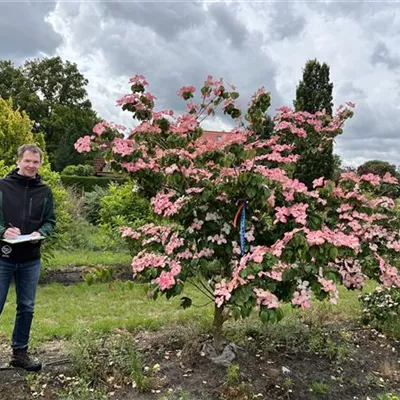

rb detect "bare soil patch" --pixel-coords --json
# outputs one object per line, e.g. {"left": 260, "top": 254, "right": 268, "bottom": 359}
{"left": 39, "top": 264, "right": 132, "bottom": 285}
{"left": 0, "top": 324, "right": 400, "bottom": 399}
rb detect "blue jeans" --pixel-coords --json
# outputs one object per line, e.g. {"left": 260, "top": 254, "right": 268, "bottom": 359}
{"left": 0, "top": 259, "right": 41, "bottom": 349}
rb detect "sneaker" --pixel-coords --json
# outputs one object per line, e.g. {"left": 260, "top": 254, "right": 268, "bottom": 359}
{"left": 10, "top": 348, "right": 42, "bottom": 372}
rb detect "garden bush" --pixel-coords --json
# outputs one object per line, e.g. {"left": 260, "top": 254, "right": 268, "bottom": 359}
{"left": 60, "top": 175, "right": 126, "bottom": 192}
{"left": 359, "top": 286, "right": 400, "bottom": 326}
{"left": 61, "top": 164, "right": 94, "bottom": 176}
{"left": 99, "top": 182, "right": 157, "bottom": 249}
{"left": 84, "top": 185, "right": 109, "bottom": 224}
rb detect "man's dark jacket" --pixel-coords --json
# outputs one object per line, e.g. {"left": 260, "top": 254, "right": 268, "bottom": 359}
{"left": 0, "top": 169, "right": 56, "bottom": 262}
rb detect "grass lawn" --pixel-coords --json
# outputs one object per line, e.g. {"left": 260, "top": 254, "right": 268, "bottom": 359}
{"left": 0, "top": 281, "right": 214, "bottom": 347}
{"left": 48, "top": 250, "right": 132, "bottom": 268}
{"left": 0, "top": 278, "right": 378, "bottom": 348}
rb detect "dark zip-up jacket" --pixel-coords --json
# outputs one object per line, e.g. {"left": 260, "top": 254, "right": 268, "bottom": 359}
{"left": 0, "top": 169, "right": 56, "bottom": 262}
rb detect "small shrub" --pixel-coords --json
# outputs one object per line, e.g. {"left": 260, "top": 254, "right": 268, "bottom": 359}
{"left": 60, "top": 175, "right": 126, "bottom": 192}
{"left": 99, "top": 182, "right": 158, "bottom": 249}
{"left": 84, "top": 185, "right": 109, "bottom": 224}
{"left": 359, "top": 286, "right": 400, "bottom": 326}
{"left": 62, "top": 164, "right": 94, "bottom": 176}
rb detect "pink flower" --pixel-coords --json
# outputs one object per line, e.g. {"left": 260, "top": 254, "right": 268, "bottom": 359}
{"left": 177, "top": 85, "right": 196, "bottom": 98}
{"left": 185, "top": 187, "right": 204, "bottom": 194}
{"left": 112, "top": 138, "right": 135, "bottom": 156}
{"left": 155, "top": 271, "right": 176, "bottom": 291}
{"left": 74, "top": 135, "right": 92, "bottom": 153}
{"left": 120, "top": 227, "right": 141, "bottom": 239}
{"left": 382, "top": 172, "right": 398, "bottom": 184}
{"left": 274, "top": 206, "right": 290, "bottom": 224}
{"left": 129, "top": 74, "right": 148, "bottom": 86}
{"left": 313, "top": 177, "right": 325, "bottom": 188}
{"left": 360, "top": 173, "right": 381, "bottom": 186}
{"left": 292, "top": 282, "right": 311, "bottom": 309}
{"left": 253, "top": 288, "right": 280, "bottom": 310}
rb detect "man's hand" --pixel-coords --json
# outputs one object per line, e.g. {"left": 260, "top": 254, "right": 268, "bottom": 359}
{"left": 29, "top": 231, "right": 41, "bottom": 243}
{"left": 3, "top": 227, "right": 21, "bottom": 239}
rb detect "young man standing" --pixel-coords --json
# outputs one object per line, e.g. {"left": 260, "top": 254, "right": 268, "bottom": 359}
{"left": 0, "top": 144, "right": 56, "bottom": 371}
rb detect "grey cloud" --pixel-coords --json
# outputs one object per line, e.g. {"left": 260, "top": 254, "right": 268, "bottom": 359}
{"left": 371, "top": 41, "right": 400, "bottom": 70}
{"left": 336, "top": 137, "right": 400, "bottom": 167}
{"left": 334, "top": 97, "right": 400, "bottom": 166}
{"left": 100, "top": 2, "right": 203, "bottom": 41}
{"left": 344, "top": 102, "right": 400, "bottom": 140}
{"left": 74, "top": 2, "right": 281, "bottom": 119}
{"left": 337, "top": 82, "right": 367, "bottom": 102}
{"left": 207, "top": 3, "right": 249, "bottom": 48}
{"left": 267, "top": 3, "right": 306, "bottom": 41}
{"left": 0, "top": 1, "right": 62, "bottom": 60}
{"left": 307, "top": 1, "right": 386, "bottom": 18}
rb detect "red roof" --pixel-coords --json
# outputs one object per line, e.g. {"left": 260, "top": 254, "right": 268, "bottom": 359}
{"left": 201, "top": 130, "right": 231, "bottom": 144}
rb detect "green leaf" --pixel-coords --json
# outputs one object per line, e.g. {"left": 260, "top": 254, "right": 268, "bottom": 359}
{"left": 329, "top": 247, "right": 338, "bottom": 260}
{"left": 260, "top": 310, "right": 270, "bottom": 324}
{"left": 268, "top": 310, "right": 277, "bottom": 324}
{"left": 232, "top": 307, "right": 241, "bottom": 320}
{"left": 275, "top": 308, "right": 284, "bottom": 322}
{"left": 180, "top": 296, "right": 192, "bottom": 309}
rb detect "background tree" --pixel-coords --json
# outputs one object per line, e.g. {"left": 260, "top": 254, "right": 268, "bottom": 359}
{"left": 357, "top": 160, "right": 399, "bottom": 197}
{"left": 0, "top": 98, "right": 35, "bottom": 165}
{"left": 293, "top": 59, "right": 336, "bottom": 187}
{"left": 294, "top": 59, "right": 333, "bottom": 115}
{"left": 357, "top": 160, "right": 398, "bottom": 178}
{"left": 0, "top": 57, "right": 99, "bottom": 170}
{"left": 259, "top": 114, "right": 275, "bottom": 140}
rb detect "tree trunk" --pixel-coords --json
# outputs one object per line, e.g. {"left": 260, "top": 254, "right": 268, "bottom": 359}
{"left": 212, "top": 303, "right": 225, "bottom": 354}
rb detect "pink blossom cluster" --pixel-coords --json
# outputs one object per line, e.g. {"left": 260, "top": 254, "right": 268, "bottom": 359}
{"left": 274, "top": 203, "right": 309, "bottom": 225}
{"left": 291, "top": 281, "right": 312, "bottom": 309}
{"left": 305, "top": 227, "right": 360, "bottom": 250}
{"left": 151, "top": 191, "right": 187, "bottom": 216}
{"left": 122, "top": 159, "right": 159, "bottom": 173}
{"left": 331, "top": 259, "right": 366, "bottom": 289}
{"left": 74, "top": 135, "right": 92, "bottom": 153}
{"left": 376, "top": 254, "right": 400, "bottom": 287}
{"left": 132, "top": 251, "right": 167, "bottom": 273}
{"left": 317, "top": 276, "right": 339, "bottom": 304}
{"left": 93, "top": 120, "right": 126, "bottom": 136}
{"left": 154, "top": 260, "right": 182, "bottom": 291}
{"left": 112, "top": 138, "right": 135, "bottom": 156}
{"left": 152, "top": 109, "right": 174, "bottom": 120}
{"left": 177, "top": 85, "right": 196, "bottom": 98}
{"left": 129, "top": 74, "right": 148, "bottom": 86}
{"left": 253, "top": 288, "right": 280, "bottom": 310}
{"left": 116, "top": 92, "right": 156, "bottom": 109}
{"left": 131, "top": 121, "right": 162, "bottom": 135}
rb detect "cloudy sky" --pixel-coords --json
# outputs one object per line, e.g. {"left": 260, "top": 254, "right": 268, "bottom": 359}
{"left": 1, "top": 0, "right": 400, "bottom": 167}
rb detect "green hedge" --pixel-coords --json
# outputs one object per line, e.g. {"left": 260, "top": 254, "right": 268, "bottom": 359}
{"left": 60, "top": 175, "right": 127, "bottom": 192}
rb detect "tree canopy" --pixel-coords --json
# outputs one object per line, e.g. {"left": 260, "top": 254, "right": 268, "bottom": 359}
{"left": 77, "top": 75, "right": 400, "bottom": 352}
{"left": 293, "top": 59, "right": 336, "bottom": 188}
{"left": 0, "top": 98, "right": 35, "bottom": 165}
{"left": 0, "top": 57, "right": 99, "bottom": 171}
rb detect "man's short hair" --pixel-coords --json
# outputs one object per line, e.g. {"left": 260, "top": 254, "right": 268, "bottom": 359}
{"left": 17, "top": 144, "right": 44, "bottom": 162}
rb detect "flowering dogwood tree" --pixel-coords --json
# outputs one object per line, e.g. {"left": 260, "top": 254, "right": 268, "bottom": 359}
{"left": 76, "top": 75, "right": 400, "bottom": 352}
